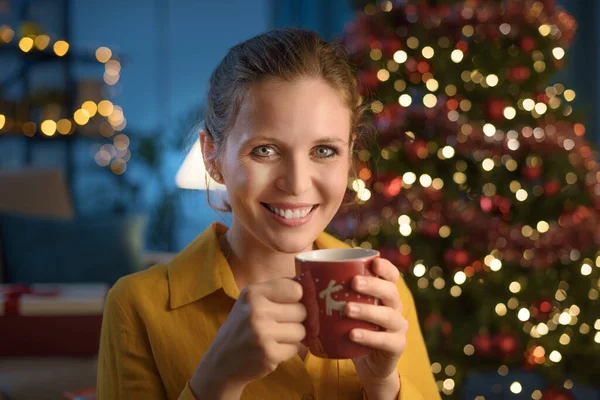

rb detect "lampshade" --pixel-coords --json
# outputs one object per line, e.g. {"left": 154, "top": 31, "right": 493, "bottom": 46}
{"left": 175, "top": 139, "right": 227, "bottom": 191}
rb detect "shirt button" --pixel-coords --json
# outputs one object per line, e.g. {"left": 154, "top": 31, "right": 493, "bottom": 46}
{"left": 301, "top": 396, "right": 314, "bottom": 400}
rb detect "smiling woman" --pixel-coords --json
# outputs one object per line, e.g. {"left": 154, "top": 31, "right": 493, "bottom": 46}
{"left": 209, "top": 77, "right": 353, "bottom": 255}
{"left": 97, "top": 28, "right": 441, "bottom": 400}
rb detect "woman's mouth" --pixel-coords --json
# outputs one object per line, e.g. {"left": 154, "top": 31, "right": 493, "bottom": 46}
{"left": 260, "top": 203, "right": 318, "bottom": 220}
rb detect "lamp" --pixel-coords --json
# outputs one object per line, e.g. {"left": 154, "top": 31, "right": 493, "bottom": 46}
{"left": 175, "top": 139, "right": 226, "bottom": 191}
{"left": 173, "top": 138, "right": 231, "bottom": 251}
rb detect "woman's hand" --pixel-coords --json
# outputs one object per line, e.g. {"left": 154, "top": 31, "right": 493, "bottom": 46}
{"left": 346, "top": 258, "right": 407, "bottom": 399}
{"left": 190, "top": 278, "right": 307, "bottom": 399}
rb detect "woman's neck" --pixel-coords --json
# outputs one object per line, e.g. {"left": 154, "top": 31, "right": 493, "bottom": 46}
{"left": 221, "top": 220, "right": 314, "bottom": 290}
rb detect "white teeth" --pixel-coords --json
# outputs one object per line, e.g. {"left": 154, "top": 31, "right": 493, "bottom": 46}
{"left": 267, "top": 205, "right": 314, "bottom": 220}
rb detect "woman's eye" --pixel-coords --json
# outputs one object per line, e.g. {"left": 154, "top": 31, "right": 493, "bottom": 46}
{"left": 252, "top": 145, "right": 276, "bottom": 157}
{"left": 315, "top": 146, "right": 337, "bottom": 158}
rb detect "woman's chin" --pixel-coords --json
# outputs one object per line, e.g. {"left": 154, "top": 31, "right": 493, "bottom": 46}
{"left": 268, "top": 237, "right": 316, "bottom": 255}
{"left": 262, "top": 226, "right": 321, "bottom": 254}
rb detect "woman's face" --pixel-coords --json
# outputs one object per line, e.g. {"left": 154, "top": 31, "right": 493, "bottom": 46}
{"left": 220, "top": 77, "right": 353, "bottom": 254}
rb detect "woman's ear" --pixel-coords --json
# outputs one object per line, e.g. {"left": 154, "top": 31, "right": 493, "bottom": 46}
{"left": 199, "top": 130, "right": 223, "bottom": 183}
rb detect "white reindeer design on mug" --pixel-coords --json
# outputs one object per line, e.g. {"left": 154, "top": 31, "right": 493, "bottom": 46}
{"left": 319, "top": 280, "right": 347, "bottom": 317}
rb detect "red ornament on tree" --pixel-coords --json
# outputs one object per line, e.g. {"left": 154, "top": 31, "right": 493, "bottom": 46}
{"left": 508, "top": 66, "right": 531, "bottom": 83}
{"left": 383, "top": 176, "right": 403, "bottom": 198}
{"left": 396, "top": 253, "right": 412, "bottom": 272}
{"left": 455, "top": 249, "right": 470, "bottom": 268}
{"left": 533, "top": 298, "right": 553, "bottom": 321}
{"left": 472, "top": 332, "right": 493, "bottom": 357}
{"left": 382, "top": 38, "right": 403, "bottom": 58}
{"left": 441, "top": 320, "right": 453, "bottom": 336}
{"left": 544, "top": 179, "right": 561, "bottom": 195}
{"left": 443, "top": 249, "right": 456, "bottom": 269}
{"left": 486, "top": 99, "right": 508, "bottom": 120}
{"left": 406, "top": 139, "right": 429, "bottom": 162}
{"left": 424, "top": 186, "right": 443, "bottom": 201}
{"left": 520, "top": 37, "right": 537, "bottom": 53}
{"left": 480, "top": 196, "right": 493, "bottom": 212}
{"left": 522, "top": 165, "right": 543, "bottom": 180}
{"left": 444, "top": 248, "right": 469, "bottom": 270}
{"left": 540, "top": 387, "right": 575, "bottom": 400}
{"left": 421, "top": 220, "right": 441, "bottom": 238}
{"left": 493, "top": 332, "right": 520, "bottom": 357}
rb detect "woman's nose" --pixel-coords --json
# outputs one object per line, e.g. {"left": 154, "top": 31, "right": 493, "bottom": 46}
{"left": 275, "top": 156, "right": 313, "bottom": 195}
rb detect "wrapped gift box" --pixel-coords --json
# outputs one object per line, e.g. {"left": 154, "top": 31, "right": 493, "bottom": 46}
{"left": 0, "top": 283, "right": 108, "bottom": 356}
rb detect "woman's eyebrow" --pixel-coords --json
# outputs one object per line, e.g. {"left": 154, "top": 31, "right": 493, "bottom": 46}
{"left": 242, "top": 135, "right": 348, "bottom": 147}
{"left": 313, "top": 136, "right": 348, "bottom": 145}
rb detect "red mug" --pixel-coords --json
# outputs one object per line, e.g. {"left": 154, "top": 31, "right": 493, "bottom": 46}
{"left": 294, "top": 248, "right": 380, "bottom": 359}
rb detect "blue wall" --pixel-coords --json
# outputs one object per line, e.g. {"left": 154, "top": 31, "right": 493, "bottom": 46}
{"left": 70, "top": 0, "right": 270, "bottom": 249}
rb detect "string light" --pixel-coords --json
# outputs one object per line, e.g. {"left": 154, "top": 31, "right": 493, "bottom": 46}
{"left": 407, "top": 37, "right": 419, "bottom": 49}
{"left": 451, "top": 49, "right": 464, "bottom": 63}
{"left": 18, "top": 37, "right": 34, "bottom": 52}
{"left": 422, "top": 46, "right": 434, "bottom": 59}
{"left": 552, "top": 47, "right": 565, "bottom": 60}
{"left": 517, "top": 308, "right": 530, "bottom": 321}
{"left": 564, "top": 89, "right": 576, "bottom": 101}
{"left": 53, "top": 40, "right": 69, "bottom": 56}
{"left": 82, "top": 101, "right": 98, "bottom": 117}
{"left": 419, "top": 174, "right": 433, "bottom": 187}
{"left": 73, "top": 109, "right": 90, "bottom": 125}
{"left": 495, "top": 303, "right": 507, "bottom": 316}
{"left": 536, "top": 323, "right": 549, "bottom": 335}
{"left": 510, "top": 382, "right": 522, "bottom": 394}
{"left": 509, "top": 281, "right": 521, "bottom": 293}
{"left": 96, "top": 46, "right": 112, "bottom": 63}
{"left": 0, "top": 25, "right": 15, "bottom": 42}
{"left": 450, "top": 286, "right": 462, "bottom": 297}
{"left": 0, "top": 24, "right": 128, "bottom": 175}
{"left": 377, "top": 69, "right": 390, "bottom": 81}
{"left": 549, "top": 350, "right": 562, "bottom": 362}
{"left": 482, "top": 158, "right": 494, "bottom": 171}
{"left": 403, "top": 172, "right": 417, "bottom": 185}
{"left": 34, "top": 34, "right": 50, "bottom": 50}
{"left": 522, "top": 99, "right": 535, "bottom": 111}
{"left": 486, "top": 74, "right": 499, "bottom": 87}
{"left": 516, "top": 189, "right": 528, "bottom": 201}
{"left": 454, "top": 271, "right": 466, "bottom": 285}
{"left": 40, "top": 120, "right": 57, "bottom": 136}
{"left": 483, "top": 123, "right": 496, "bottom": 137}
{"left": 399, "top": 94, "right": 412, "bottom": 107}
{"left": 539, "top": 24, "right": 551, "bottom": 36}
{"left": 413, "top": 263, "right": 426, "bottom": 277}
{"left": 503, "top": 106, "right": 516, "bottom": 119}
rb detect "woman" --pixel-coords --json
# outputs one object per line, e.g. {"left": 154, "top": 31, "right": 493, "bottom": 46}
{"left": 97, "top": 28, "right": 440, "bottom": 400}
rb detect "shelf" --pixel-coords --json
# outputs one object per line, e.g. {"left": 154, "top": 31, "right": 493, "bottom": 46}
{"left": 0, "top": 132, "right": 108, "bottom": 143}
{"left": 0, "top": 44, "right": 108, "bottom": 65}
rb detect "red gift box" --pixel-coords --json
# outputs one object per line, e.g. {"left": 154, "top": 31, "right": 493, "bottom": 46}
{"left": 0, "top": 283, "right": 108, "bottom": 356}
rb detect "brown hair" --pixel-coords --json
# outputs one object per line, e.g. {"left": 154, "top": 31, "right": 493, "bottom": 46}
{"left": 202, "top": 28, "right": 369, "bottom": 212}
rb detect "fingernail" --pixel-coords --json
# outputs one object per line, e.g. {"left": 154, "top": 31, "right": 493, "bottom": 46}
{"left": 355, "top": 277, "right": 366, "bottom": 288}
{"left": 348, "top": 304, "right": 360, "bottom": 315}
{"left": 352, "top": 330, "right": 363, "bottom": 340}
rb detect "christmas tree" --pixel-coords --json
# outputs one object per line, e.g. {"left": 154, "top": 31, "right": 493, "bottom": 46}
{"left": 331, "top": 0, "right": 600, "bottom": 398}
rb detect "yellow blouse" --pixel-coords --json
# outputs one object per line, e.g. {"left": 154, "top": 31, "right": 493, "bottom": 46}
{"left": 97, "top": 222, "right": 440, "bottom": 400}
